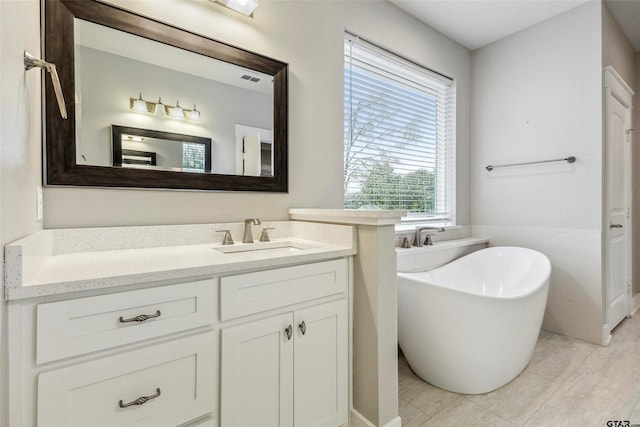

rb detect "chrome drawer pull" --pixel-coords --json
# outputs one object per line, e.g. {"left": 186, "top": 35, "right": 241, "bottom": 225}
{"left": 119, "top": 388, "right": 161, "bottom": 408}
{"left": 285, "top": 325, "right": 293, "bottom": 340}
{"left": 299, "top": 321, "right": 307, "bottom": 335}
{"left": 119, "top": 310, "right": 161, "bottom": 323}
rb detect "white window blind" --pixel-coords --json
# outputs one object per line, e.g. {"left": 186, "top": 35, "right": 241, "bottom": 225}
{"left": 344, "top": 33, "right": 456, "bottom": 222}
{"left": 182, "top": 142, "right": 206, "bottom": 172}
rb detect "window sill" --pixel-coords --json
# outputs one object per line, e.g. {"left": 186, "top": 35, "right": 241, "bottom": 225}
{"left": 395, "top": 223, "right": 461, "bottom": 233}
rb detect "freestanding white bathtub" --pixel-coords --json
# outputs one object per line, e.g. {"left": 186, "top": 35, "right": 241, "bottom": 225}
{"left": 397, "top": 246, "right": 551, "bottom": 394}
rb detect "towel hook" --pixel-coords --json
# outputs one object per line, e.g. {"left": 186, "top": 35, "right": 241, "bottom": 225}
{"left": 24, "top": 51, "right": 67, "bottom": 119}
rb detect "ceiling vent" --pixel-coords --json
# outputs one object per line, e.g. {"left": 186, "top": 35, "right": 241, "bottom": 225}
{"left": 241, "top": 74, "right": 261, "bottom": 83}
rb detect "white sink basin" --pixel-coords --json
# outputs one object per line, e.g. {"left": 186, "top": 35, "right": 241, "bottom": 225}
{"left": 214, "top": 241, "right": 312, "bottom": 256}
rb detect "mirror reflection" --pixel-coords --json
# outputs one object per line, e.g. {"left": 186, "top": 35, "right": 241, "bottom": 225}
{"left": 112, "top": 125, "right": 213, "bottom": 173}
{"left": 74, "top": 18, "right": 273, "bottom": 176}
{"left": 44, "top": 0, "right": 288, "bottom": 191}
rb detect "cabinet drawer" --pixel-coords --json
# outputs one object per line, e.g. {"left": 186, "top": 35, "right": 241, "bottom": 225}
{"left": 37, "top": 279, "right": 216, "bottom": 364}
{"left": 38, "top": 332, "right": 216, "bottom": 427}
{"left": 220, "top": 259, "right": 348, "bottom": 321}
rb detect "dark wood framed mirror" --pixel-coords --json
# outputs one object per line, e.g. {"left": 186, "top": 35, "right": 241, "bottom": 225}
{"left": 112, "top": 125, "right": 213, "bottom": 173}
{"left": 43, "top": 0, "right": 288, "bottom": 191}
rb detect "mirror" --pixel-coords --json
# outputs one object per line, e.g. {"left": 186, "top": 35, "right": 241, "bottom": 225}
{"left": 43, "top": 0, "right": 288, "bottom": 192}
{"left": 112, "top": 126, "right": 213, "bottom": 173}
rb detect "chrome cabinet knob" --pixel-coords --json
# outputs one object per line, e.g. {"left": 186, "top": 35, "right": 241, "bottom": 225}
{"left": 299, "top": 321, "right": 307, "bottom": 335}
{"left": 285, "top": 325, "right": 293, "bottom": 340}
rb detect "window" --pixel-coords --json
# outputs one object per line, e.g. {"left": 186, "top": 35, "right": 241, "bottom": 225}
{"left": 344, "top": 33, "right": 456, "bottom": 223}
{"left": 182, "top": 142, "right": 206, "bottom": 173}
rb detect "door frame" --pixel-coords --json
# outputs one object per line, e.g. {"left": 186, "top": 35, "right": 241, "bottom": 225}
{"left": 603, "top": 66, "right": 634, "bottom": 342}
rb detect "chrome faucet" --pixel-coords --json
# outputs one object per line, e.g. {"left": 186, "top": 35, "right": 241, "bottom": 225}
{"left": 243, "top": 218, "right": 261, "bottom": 243}
{"left": 413, "top": 226, "right": 445, "bottom": 247}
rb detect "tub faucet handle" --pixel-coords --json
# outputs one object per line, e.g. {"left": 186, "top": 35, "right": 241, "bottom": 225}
{"left": 401, "top": 237, "right": 411, "bottom": 248}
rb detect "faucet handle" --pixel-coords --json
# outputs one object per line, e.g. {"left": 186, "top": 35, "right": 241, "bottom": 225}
{"left": 259, "top": 227, "right": 274, "bottom": 242}
{"left": 216, "top": 229, "right": 234, "bottom": 245}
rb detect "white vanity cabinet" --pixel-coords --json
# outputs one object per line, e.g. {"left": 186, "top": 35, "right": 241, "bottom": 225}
{"left": 219, "top": 259, "right": 349, "bottom": 427}
{"left": 221, "top": 300, "right": 347, "bottom": 427}
{"left": 8, "top": 260, "right": 352, "bottom": 427}
{"left": 8, "top": 278, "right": 219, "bottom": 427}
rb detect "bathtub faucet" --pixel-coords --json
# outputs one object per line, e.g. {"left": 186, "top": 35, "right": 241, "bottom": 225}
{"left": 413, "top": 226, "right": 445, "bottom": 247}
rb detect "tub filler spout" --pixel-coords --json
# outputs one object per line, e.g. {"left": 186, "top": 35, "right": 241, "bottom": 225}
{"left": 412, "top": 226, "right": 445, "bottom": 247}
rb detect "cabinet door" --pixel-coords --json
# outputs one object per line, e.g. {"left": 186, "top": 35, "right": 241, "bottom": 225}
{"left": 221, "top": 313, "right": 294, "bottom": 427}
{"left": 294, "top": 300, "right": 348, "bottom": 427}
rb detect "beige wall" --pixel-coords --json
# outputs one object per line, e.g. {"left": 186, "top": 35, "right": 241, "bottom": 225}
{"left": 602, "top": 2, "right": 636, "bottom": 90}
{"left": 40, "top": 0, "right": 472, "bottom": 229}
{"left": 1, "top": 1, "right": 44, "bottom": 424}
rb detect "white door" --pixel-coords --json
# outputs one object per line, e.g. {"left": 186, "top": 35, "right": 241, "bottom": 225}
{"left": 220, "top": 313, "right": 294, "bottom": 427}
{"left": 243, "top": 132, "right": 262, "bottom": 176}
{"left": 604, "top": 67, "right": 633, "bottom": 332}
{"left": 294, "top": 300, "right": 348, "bottom": 427}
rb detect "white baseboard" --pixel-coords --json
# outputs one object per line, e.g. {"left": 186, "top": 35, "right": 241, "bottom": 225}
{"left": 383, "top": 416, "right": 402, "bottom": 427}
{"left": 350, "top": 409, "right": 402, "bottom": 427}
{"left": 602, "top": 324, "right": 612, "bottom": 347}
{"left": 632, "top": 294, "right": 640, "bottom": 316}
{"left": 350, "top": 409, "right": 375, "bottom": 427}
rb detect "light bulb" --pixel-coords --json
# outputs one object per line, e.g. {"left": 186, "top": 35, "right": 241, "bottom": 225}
{"left": 132, "top": 93, "right": 147, "bottom": 113}
{"left": 155, "top": 97, "right": 166, "bottom": 116}
{"left": 217, "top": 0, "right": 259, "bottom": 16}
{"left": 172, "top": 100, "right": 185, "bottom": 120}
{"left": 188, "top": 104, "right": 201, "bottom": 123}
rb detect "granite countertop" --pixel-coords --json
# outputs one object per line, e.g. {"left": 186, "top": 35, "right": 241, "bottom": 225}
{"left": 5, "top": 221, "right": 356, "bottom": 300}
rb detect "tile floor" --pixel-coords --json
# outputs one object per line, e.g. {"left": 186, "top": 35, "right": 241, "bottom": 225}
{"left": 398, "top": 314, "right": 640, "bottom": 426}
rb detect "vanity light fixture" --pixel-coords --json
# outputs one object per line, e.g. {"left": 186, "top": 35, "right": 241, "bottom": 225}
{"left": 130, "top": 94, "right": 201, "bottom": 123}
{"left": 214, "top": 0, "right": 259, "bottom": 17}
{"left": 129, "top": 93, "right": 155, "bottom": 114}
